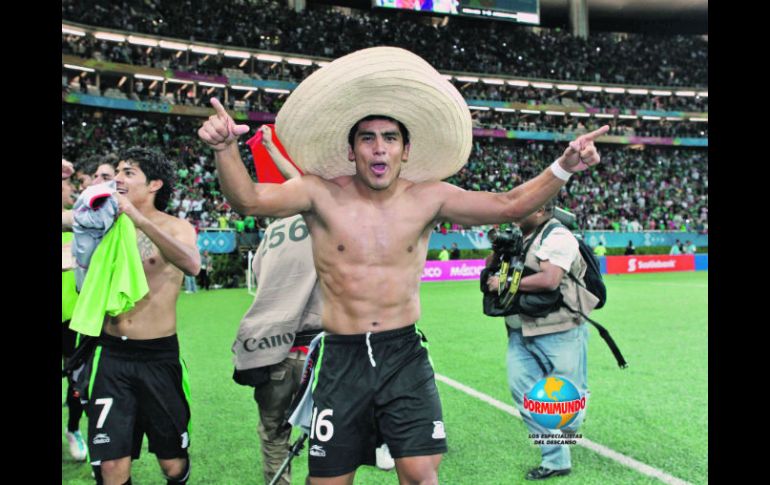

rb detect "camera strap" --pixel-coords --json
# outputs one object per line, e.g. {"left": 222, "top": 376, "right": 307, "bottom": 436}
{"left": 532, "top": 221, "right": 629, "bottom": 369}
{"left": 497, "top": 221, "right": 556, "bottom": 307}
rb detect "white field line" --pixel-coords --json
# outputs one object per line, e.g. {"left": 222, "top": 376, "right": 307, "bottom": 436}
{"left": 435, "top": 373, "right": 694, "bottom": 485}
{"left": 609, "top": 282, "right": 707, "bottom": 288}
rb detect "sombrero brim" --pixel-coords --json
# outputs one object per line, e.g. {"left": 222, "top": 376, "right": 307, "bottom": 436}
{"left": 275, "top": 46, "right": 472, "bottom": 183}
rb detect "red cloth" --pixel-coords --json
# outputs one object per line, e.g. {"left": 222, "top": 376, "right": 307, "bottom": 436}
{"left": 245, "top": 124, "right": 303, "bottom": 183}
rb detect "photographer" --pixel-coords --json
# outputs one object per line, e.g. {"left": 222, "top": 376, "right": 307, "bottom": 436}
{"left": 484, "top": 199, "right": 598, "bottom": 481}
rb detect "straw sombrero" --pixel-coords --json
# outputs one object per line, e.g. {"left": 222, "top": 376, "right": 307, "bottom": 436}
{"left": 275, "top": 46, "right": 472, "bottom": 183}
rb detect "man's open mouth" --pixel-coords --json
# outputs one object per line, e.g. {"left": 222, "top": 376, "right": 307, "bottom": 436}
{"left": 371, "top": 163, "right": 388, "bottom": 175}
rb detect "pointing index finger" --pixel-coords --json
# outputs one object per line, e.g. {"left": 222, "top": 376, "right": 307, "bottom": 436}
{"left": 583, "top": 125, "right": 610, "bottom": 141}
{"left": 210, "top": 97, "right": 228, "bottom": 118}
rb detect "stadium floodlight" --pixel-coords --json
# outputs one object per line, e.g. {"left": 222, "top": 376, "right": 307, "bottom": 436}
{"left": 494, "top": 108, "right": 517, "bottom": 113}
{"left": 689, "top": 117, "right": 708, "bottom": 122}
{"left": 697, "top": 91, "right": 708, "bottom": 97}
{"left": 481, "top": 78, "right": 505, "bottom": 85}
{"left": 94, "top": 32, "right": 126, "bottom": 42}
{"left": 159, "top": 40, "right": 189, "bottom": 51}
{"left": 532, "top": 82, "right": 554, "bottom": 89}
{"left": 507, "top": 80, "right": 530, "bottom": 87}
{"left": 127, "top": 36, "right": 158, "bottom": 47}
{"left": 62, "top": 26, "right": 86, "bottom": 36}
{"left": 520, "top": 109, "right": 541, "bottom": 115}
{"left": 315, "top": 61, "right": 330, "bottom": 67}
{"left": 286, "top": 57, "right": 313, "bottom": 66}
{"left": 456, "top": 76, "right": 480, "bottom": 83}
{"left": 665, "top": 117, "right": 684, "bottom": 121}
{"left": 627, "top": 88, "right": 649, "bottom": 95}
{"left": 651, "top": 90, "right": 672, "bottom": 96}
{"left": 441, "top": 74, "right": 453, "bottom": 80}
{"left": 468, "top": 106, "right": 490, "bottom": 111}
{"left": 580, "top": 86, "right": 603, "bottom": 92}
{"left": 618, "top": 114, "right": 638, "bottom": 119}
{"left": 569, "top": 112, "right": 591, "bottom": 117}
{"left": 642, "top": 116, "right": 661, "bottom": 121}
{"left": 604, "top": 87, "right": 626, "bottom": 94}
{"left": 595, "top": 113, "right": 616, "bottom": 119}
{"left": 264, "top": 88, "right": 291, "bottom": 94}
{"left": 64, "top": 64, "right": 95, "bottom": 73}
{"left": 675, "top": 90, "right": 697, "bottom": 97}
{"left": 545, "top": 111, "right": 565, "bottom": 116}
{"left": 230, "top": 85, "right": 256, "bottom": 91}
{"left": 135, "top": 74, "right": 165, "bottom": 81}
{"left": 223, "top": 49, "right": 250, "bottom": 59}
{"left": 556, "top": 84, "right": 579, "bottom": 90}
{"left": 256, "top": 54, "right": 283, "bottom": 63}
{"left": 191, "top": 46, "right": 219, "bottom": 55}
{"left": 199, "top": 81, "right": 226, "bottom": 88}
{"left": 165, "top": 78, "right": 189, "bottom": 84}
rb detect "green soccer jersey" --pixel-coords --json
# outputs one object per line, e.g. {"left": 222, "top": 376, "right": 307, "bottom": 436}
{"left": 62, "top": 232, "right": 78, "bottom": 322}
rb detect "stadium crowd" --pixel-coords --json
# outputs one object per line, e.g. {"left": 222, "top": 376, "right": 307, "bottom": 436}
{"left": 62, "top": 0, "right": 707, "bottom": 88}
{"left": 61, "top": 33, "right": 708, "bottom": 114}
{"left": 62, "top": 105, "right": 708, "bottom": 235}
{"left": 471, "top": 111, "right": 707, "bottom": 138}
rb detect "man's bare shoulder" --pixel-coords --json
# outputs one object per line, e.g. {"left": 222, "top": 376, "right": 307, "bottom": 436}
{"left": 152, "top": 211, "right": 196, "bottom": 237}
{"left": 405, "top": 180, "right": 464, "bottom": 199}
{"left": 299, "top": 173, "right": 355, "bottom": 194}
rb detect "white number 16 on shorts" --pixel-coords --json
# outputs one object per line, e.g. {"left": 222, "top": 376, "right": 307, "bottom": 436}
{"left": 310, "top": 407, "right": 335, "bottom": 442}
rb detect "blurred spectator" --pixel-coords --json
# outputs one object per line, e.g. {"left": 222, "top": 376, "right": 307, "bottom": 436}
{"left": 593, "top": 242, "right": 607, "bottom": 257}
{"left": 450, "top": 242, "right": 460, "bottom": 260}
{"left": 669, "top": 239, "right": 682, "bottom": 255}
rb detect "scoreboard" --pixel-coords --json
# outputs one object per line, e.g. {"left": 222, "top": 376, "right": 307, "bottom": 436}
{"left": 373, "top": 0, "right": 540, "bottom": 25}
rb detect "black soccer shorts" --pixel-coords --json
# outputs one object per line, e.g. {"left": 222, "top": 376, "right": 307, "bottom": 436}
{"left": 308, "top": 324, "right": 447, "bottom": 477}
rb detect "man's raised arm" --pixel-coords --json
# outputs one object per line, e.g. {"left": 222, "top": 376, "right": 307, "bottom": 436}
{"left": 198, "top": 98, "right": 312, "bottom": 217}
{"left": 436, "top": 126, "right": 609, "bottom": 225}
{"left": 259, "top": 125, "right": 302, "bottom": 181}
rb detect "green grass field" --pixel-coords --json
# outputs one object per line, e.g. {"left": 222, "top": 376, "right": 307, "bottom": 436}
{"left": 63, "top": 271, "right": 708, "bottom": 484}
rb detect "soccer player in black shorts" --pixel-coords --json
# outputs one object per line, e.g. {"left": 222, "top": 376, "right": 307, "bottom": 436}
{"left": 79, "top": 148, "right": 200, "bottom": 484}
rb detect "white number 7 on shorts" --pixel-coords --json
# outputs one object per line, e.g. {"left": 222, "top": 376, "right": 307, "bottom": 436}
{"left": 94, "top": 398, "right": 114, "bottom": 429}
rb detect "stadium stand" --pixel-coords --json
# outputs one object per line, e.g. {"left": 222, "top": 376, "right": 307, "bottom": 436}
{"left": 61, "top": 0, "right": 707, "bottom": 235}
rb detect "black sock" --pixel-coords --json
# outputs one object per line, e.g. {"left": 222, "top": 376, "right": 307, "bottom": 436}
{"left": 91, "top": 464, "right": 103, "bottom": 485}
{"left": 66, "top": 383, "right": 84, "bottom": 432}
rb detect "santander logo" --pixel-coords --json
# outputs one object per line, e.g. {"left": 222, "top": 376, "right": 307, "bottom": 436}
{"left": 628, "top": 258, "right": 637, "bottom": 272}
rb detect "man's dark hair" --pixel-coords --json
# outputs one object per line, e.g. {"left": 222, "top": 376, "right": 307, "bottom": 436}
{"left": 119, "top": 147, "right": 177, "bottom": 211}
{"left": 75, "top": 154, "right": 100, "bottom": 176}
{"left": 347, "top": 115, "right": 410, "bottom": 148}
{"left": 100, "top": 153, "right": 119, "bottom": 168}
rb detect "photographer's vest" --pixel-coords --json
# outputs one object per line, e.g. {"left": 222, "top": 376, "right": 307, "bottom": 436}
{"left": 233, "top": 214, "right": 323, "bottom": 371}
{"left": 506, "top": 218, "right": 599, "bottom": 337}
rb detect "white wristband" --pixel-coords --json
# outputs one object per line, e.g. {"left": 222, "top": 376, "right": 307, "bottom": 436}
{"left": 550, "top": 160, "right": 572, "bottom": 181}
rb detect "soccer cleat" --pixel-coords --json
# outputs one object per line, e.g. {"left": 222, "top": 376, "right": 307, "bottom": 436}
{"left": 525, "top": 466, "right": 571, "bottom": 480}
{"left": 66, "top": 430, "right": 87, "bottom": 461}
{"left": 375, "top": 443, "right": 395, "bottom": 471}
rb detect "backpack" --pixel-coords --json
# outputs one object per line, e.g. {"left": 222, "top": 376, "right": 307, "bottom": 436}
{"left": 539, "top": 222, "right": 627, "bottom": 369}
{"left": 540, "top": 223, "right": 606, "bottom": 309}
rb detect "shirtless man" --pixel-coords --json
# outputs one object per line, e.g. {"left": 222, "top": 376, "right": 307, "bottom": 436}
{"left": 84, "top": 147, "right": 200, "bottom": 485}
{"left": 198, "top": 47, "right": 607, "bottom": 485}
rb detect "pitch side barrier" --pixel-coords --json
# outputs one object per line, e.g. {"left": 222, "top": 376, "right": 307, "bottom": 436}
{"left": 419, "top": 255, "right": 708, "bottom": 282}
{"left": 427, "top": 231, "right": 708, "bottom": 250}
